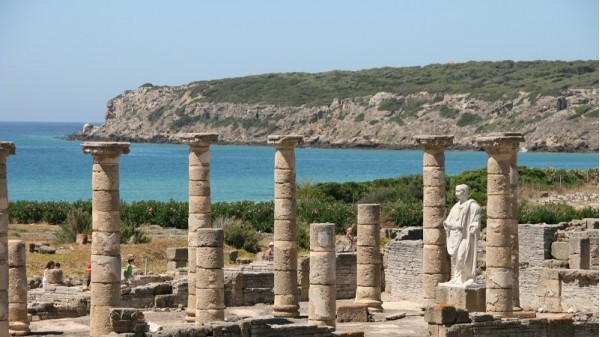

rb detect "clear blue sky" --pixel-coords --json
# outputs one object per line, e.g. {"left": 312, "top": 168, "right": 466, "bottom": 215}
{"left": 1, "top": 0, "right": 598, "bottom": 123}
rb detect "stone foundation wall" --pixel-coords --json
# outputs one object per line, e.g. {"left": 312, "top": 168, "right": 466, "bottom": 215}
{"left": 336, "top": 253, "right": 357, "bottom": 299}
{"left": 384, "top": 239, "right": 423, "bottom": 301}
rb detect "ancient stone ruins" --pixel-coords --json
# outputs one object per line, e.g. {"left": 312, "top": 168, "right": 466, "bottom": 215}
{"left": 0, "top": 133, "right": 598, "bottom": 337}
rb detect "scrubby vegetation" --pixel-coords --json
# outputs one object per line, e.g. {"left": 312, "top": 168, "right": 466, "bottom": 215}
{"left": 182, "top": 60, "right": 598, "bottom": 107}
{"left": 8, "top": 167, "right": 598, "bottom": 240}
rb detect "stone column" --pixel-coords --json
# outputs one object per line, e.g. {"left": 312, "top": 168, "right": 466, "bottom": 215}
{"left": 0, "top": 141, "right": 15, "bottom": 337}
{"left": 309, "top": 223, "right": 336, "bottom": 328}
{"left": 354, "top": 204, "right": 383, "bottom": 312}
{"left": 415, "top": 135, "right": 453, "bottom": 305}
{"left": 8, "top": 240, "right": 29, "bottom": 336}
{"left": 83, "top": 141, "right": 130, "bottom": 337}
{"left": 476, "top": 133, "right": 524, "bottom": 317}
{"left": 181, "top": 133, "right": 218, "bottom": 323}
{"left": 268, "top": 134, "right": 303, "bottom": 318}
{"left": 509, "top": 148, "right": 520, "bottom": 309}
{"left": 195, "top": 228, "right": 224, "bottom": 324}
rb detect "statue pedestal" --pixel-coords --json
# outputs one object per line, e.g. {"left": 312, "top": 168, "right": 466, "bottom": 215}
{"left": 437, "top": 282, "right": 485, "bottom": 312}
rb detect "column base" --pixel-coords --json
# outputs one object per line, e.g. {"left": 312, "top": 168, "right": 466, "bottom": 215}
{"left": 273, "top": 306, "right": 300, "bottom": 318}
{"left": 354, "top": 299, "right": 383, "bottom": 312}
{"left": 308, "top": 319, "right": 336, "bottom": 328}
{"left": 437, "top": 282, "right": 485, "bottom": 312}
{"left": 9, "top": 322, "right": 31, "bottom": 337}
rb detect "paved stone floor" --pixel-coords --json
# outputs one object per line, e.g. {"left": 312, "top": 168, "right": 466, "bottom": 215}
{"left": 29, "top": 299, "right": 427, "bottom": 336}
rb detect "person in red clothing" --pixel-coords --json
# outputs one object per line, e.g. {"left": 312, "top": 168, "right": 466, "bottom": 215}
{"left": 86, "top": 262, "right": 91, "bottom": 289}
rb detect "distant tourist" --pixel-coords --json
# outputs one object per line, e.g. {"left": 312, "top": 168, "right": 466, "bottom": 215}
{"left": 85, "top": 262, "right": 92, "bottom": 289}
{"left": 346, "top": 227, "right": 356, "bottom": 251}
{"left": 55, "top": 262, "right": 61, "bottom": 269}
{"left": 266, "top": 242, "right": 274, "bottom": 262}
{"left": 41, "top": 260, "right": 55, "bottom": 288}
{"left": 123, "top": 254, "right": 136, "bottom": 285}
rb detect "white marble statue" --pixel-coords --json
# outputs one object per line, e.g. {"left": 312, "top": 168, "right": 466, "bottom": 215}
{"left": 443, "top": 184, "right": 481, "bottom": 285}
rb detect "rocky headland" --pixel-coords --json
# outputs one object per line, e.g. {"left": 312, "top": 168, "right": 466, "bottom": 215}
{"left": 69, "top": 62, "right": 599, "bottom": 152}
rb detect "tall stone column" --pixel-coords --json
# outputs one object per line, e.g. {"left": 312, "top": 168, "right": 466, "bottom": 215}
{"left": 181, "top": 133, "right": 218, "bottom": 323}
{"left": 268, "top": 134, "right": 303, "bottom": 318}
{"left": 195, "top": 228, "right": 224, "bottom": 324}
{"left": 83, "top": 142, "right": 130, "bottom": 337}
{"left": 0, "top": 141, "right": 15, "bottom": 337}
{"left": 415, "top": 135, "right": 453, "bottom": 305}
{"left": 8, "top": 240, "right": 29, "bottom": 336}
{"left": 509, "top": 148, "right": 520, "bottom": 309}
{"left": 354, "top": 204, "right": 383, "bottom": 312}
{"left": 309, "top": 223, "right": 336, "bottom": 328}
{"left": 476, "top": 133, "right": 523, "bottom": 317}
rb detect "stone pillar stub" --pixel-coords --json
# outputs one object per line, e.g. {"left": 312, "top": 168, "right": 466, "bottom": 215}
{"left": 269, "top": 134, "right": 303, "bottom": 318}
{"left": 415, "top": 135, "right": 453, "bottom": 305}
{"left": 0, "top": 141, "right": 15, "bottom": 337}
{"left": 476, "top": 133, "right": 524, "bottom": 317}
{"left": 181, "top": 133, "right": 218, "bottom": 323}
{"left": 309, "top": 223, "right": 336, "bottom": 329}
{"left": 8, "top": 240, "right": 29, "bottom": 336}
{"left": 195, "top": 228, "right": 224, "bottom": 325}
{"left": 355, "top": 204, "right": 383, "bottom": 311}
{"left": 83, "top": 142, "right": 129, "bottom": 337}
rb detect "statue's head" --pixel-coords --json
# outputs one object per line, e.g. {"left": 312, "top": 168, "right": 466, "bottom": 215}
{"left": 455, "top": 184, "right": 469, "bottom": 202}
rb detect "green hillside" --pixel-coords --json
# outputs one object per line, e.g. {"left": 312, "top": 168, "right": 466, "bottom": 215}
{"left": 176, "top": 60, "right": 598, "bottom": 107}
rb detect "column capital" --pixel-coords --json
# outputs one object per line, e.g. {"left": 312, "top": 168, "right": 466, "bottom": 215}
{"left": 414, "top": 135, "right": 454, "bottom": 149}
{"left": 179, "top": 133, "right": 219, "bottom": 147}
{"left": 82, "top": 142, "right": 130, "bottom": 157}
{"left": 476, "top": 133, "right": 524, "bottom": 150}
{"left": 268, "top": 134, "right": 304, "bottom": 149}
{"left": 0, "top": 141, "right": 16, "bottom": 157}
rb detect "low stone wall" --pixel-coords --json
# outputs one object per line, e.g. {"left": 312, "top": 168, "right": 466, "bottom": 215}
{"left": 336, "top": 253, "right": 357, "bottom": 299}
{"left": 27, "top": 286, "right": 90, "bottom": 320}
{"left": 384, "top": 239, "right": 423, "bottom": 302}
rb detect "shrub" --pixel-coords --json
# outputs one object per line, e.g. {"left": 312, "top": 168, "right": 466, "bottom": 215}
{"left": 518, "top": 202, "right": 599, "bottom": 224}
{"left": 384, "top": 201, "right": 423, "bottom": 227}
{"left": 378, "top": 98, "right": 404, "bottom": 112}
{"left": 456, "top": 112, "right": 482, "bottom": 126}
{"left": 54, "top": 208, "right": 92, "bottom": 243}
{"left": 120, "top": 224, "right": 151, "bottom": 244}
{"left": 297, "top": 198, "right": 356, "bottom": 234}
{"left": 439, "top": 105, "right": 460, "bottom": 118}
{"left": 218, "top": 217, "right": 262, "bottom": 253}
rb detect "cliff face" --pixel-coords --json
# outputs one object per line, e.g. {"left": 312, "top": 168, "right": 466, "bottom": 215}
{"left": 73, "top": 85, "right": 599, "bottom": 152}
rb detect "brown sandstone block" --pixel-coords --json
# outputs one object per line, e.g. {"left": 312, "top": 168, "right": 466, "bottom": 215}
{"left": 196, "top": 228, "right": 223, "bottom": 248}
{"left": 196, "top": 268, "right": 224, "bottom": 289}
{"left": 423, "top": 245, "right": 450, "bottom": 275}
{"left": 274, "top": 270, "right": 298, "bottom": 295}
{"left": 188, "top": 213, "right": 212, "bottom": 231}
{"left": 90, "top": 305, "right": 113, "bottom": 337}
{"left": 196, "top": 247, "right": 223, "bottom": 269}
{"left": 423, "top": 187, "right": 446, "bottom": 207}
{"left": 189, "top": 148, "right": 210, "bottom": 167}
{"left": 485, "top": 219, "right": 512, "bottom": 247}
{"left": 356, "top": 246, "right": 381, "bottom": 264}
{"left": 486, "top": 246, "right": 512, "bottom": 268}
{"left": 423, "top": 206, "right": 445, "bottom": 229}
{"left": 275, "top": 149, "right": 295, "bottom": 170}
{"left": 274, "top": 240, "right": 298, "bottom": 267}
{"left": 423, "top": 228, "right": 446, "bottom": 245}
{"left": 356, "top": 263, "right": 382, "bottom": 287}
{"left": 7, "top": 268, "right": 27, "bottom": 302}
{"left": 92, "top": 211, "right": 121, "bottom": 232}
{"left": 274, "top": 168, "right": 295, "bottom": 184}
{"left": 424, "top": 304, "right": 457, "bottom": 324}
{"left": 196, "top": 288, "right": 225, "bottom": 309}
{"left": 91, "top": 255, "right": 121, "bottom": 283}
{"left": 91, "top": 282, "right": 121, "bottom": 306}
{"left": 308, "top": 284, "right": 337, "bottom": 321}
{"left": 356, "top": 225, "right": 380, "bottom": 247}
{"left": 309, "top": 223, "right": 336, "bottom": 251}
{"left": 309, "top": 252, "right": 336, "bottom": 285}
{"left": 91, "top": 232, "right": 120, "bottom": 256}
{"left": 486, "top": 194, "right": 511, "bottom": 219}
{"left": 92, "top": 190, "right": 120, "bottom": 212}
{"left": 486, "top": 154, "right": 511, "bottom": 174}
{"left": 336, "top": 303, "right": 369, "bottom": 322}
{"left": 485, "top": 288, "right": 512, "bottom": 315}
{"left": 195, "top": 309, "right": 224, "bottom": 323}
{"left": 8, "top": 302, "right": 28, "bottom": 323}
{"left": 7, "top": 240, "right": 26, "bottom": 267}
{"left": 486, "top": 268, "right": 513, "bottom": 289}
{"left": 423, "top": 149, "right": 445, "bottom": 167}
{"left": 423, "top": 167, "right": 445, "bottom": 187}
{"left": 551, "top": 241, "right": 570, "bottom": 261}
{"left": 487, "top": 174, "right": 509, "bottom": 194}
{"left": 189, "top": 166, "right": 210, "bottom": 181}
{"left": 357, "top": 204, "right": 380, "bottom": 225}
{"left": 274, "top": 198, "right": 296, "bottom": 220}
{"left": 189, "top": 196, "right": 211, "bottom": 214}
{"left": 189, "top": 180, "right": 210, "bottom": 196}
{"left": 275, "top": 182, "right": 296, "bottom": 199}
{"left": 92, "top": 169, "right": 119, "bottom": 191}
{"left": 273, "top": 220, "right": 297, "bottom": 241}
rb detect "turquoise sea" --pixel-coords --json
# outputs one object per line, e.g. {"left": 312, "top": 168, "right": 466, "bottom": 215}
{"left": 0, "top": 122, "right": 598, "bottom": 202}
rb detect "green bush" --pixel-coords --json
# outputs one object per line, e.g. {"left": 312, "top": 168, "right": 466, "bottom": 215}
{"left": 457, "top": 112, "right": 482, "bottom": 126}
{"left": 297, "top": 198, "right": 356, "bottom": 234}
{"left": 518, "top": 202, "right": 598, "bottom": 224}
{"left": 384, "top": 201, "right": 423, "bottom": 227}
{"left": 212, "top": 201, "right": 274, "bottom": 232}
{"left": 54, "top": 208, "right": 92, "bottom": 243}
{"left": 219, "top": 218, "right": 262, "bottom": 253}
{"left": 120, "top": 224, "right": 151, "bottom": 244}
{"left": 439, "top": 105, "right": 460, "bottom": 118}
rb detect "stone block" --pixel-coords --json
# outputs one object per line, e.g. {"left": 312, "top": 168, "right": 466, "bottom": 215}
{"left": 196, "top": 309, "right": 224, "bottom": 323}
{"left": 92, "top": 211, "right": 120, "bottom": 233}
{"left": 275, "top": 182, "right": 295, "bottom": 199}
{"left": 92, "top": 190, "right": 120, "bottom": 212}
{"left": 310, "top": 223, "right": 336, "bottom": 251}
{"left": 166, "top": 247, "right": 187, "bottom": 261}
{"left": 423, "top": 228, "right": 446, "bottom": 245}
{"left": 423, "top": 245, "right": 450, "bottom": 274}
{"left": 92, "top": 169, "right": 119, "bottom": 191}
{"left": 423, "top": 206, "right": 445, "bottom": 229}
{"left": 356, "top": 224, "right": 380, "bottom": 247}
{"left": 423, "top": 166, "right": 445, "bottom": 187}
{"left": 486, "top": 246, "right": 512, "bottom": 268}
{"left": 189, "top": 180, "right": 210, "bottom": 196}
{"left": 46, "top": 269, "right": 63, "bottom": 285}
{"left": 423, "top": 149, "right": 445, "bottom": 168}
{"left": 196, "top": 228, "right": 223, "bottom": 248}
{"left": 91, "top": 255, "right": 121, "bottom": 283}
{"left": 436, "top": 283, "right": 485, "bottom": 312}
{"left": 356, "top": 246, "right": 381, "bottom": 265}
{"left": 336, "top": 303, "right": 369, "bottom": 322}
{"left": 7, "top": 268, "right": 27, "bottom": 302}
{"left": 356, "top": 263, "right": 381, "bottom": 287}
{"left": 274, "top": 198, "right": 296, "bottom": 220}
{"left": 8, "top": 302, "right": 28, "bottom": 322}
{"left": 486, "top": 219, "right": 512, "bottom": 247}
{"left": 91, "top": 232, "right": 120, "bottom": 256}
{"left": 309, "top": 252, "right": 336, "bottom": 285}
{"left": 423, "top": 187, "right": 446, "bottom": 207}
{"left": 485, "top": 288, "right": 512, "bottom": 315}
{"left": 109, "top": 307, "right": 147, "bottom": 333}
{"left": 188, "top": 213, "right": 212, "bottom": 231}
{"left": 90, "top": 282, "right": 121, "bottom": 306}
{"left": 424, "top": 304, "right": 457, "bottom": 324}
{"left": 274, "top": 240, "right": 298, "bottom": 267}
{"left": 274, "top": 149, "right": 295, "bottom": 170}
{"left": 486, "top": 194, "right": 511, "bottom": 219}
{"left": 354, "top": 286, "right": 382, "bottom": 308}
{"left": 189, "top": 196, "right": 211, "bottom": 214}
{"left": 274, "top": 168, "right": 295, "bottom": 184}
{"left": 551, "top": 241, "right": 570, "bottom": 261}
{"left": 357, "top": 204, "right": 380, "bottom": 225}
{"left": 486, "top": 268, "right": 513, "bottom": 289}
{"left": 196, "top": 268, "right": 224, "bottom": 289}
{"left": 273, "top": 219, "right": 296, "bottom": 241}
{"left": 188, "top": 146, "right": 211, "bottom": 167}
{"left": 90, "top": 305, "right": 113, "bottom": 336}
{"left": 196, "top": 247, "right": 224, "bottom": 269}
{"left": 423, "top": 273, "right": 448, "bottom": 300}
{"left": 196, "top": 288, "right": 225, "bottom": 309}
{"left": 7, "top": 240, "right": 26, "bottom": 267}
{"left": 274, "top": 270, "right": 298, "bottom": 295}
{"left": 189, "top": 165, "right": 210, "bottom": 181}
{"left": 308, "top": 284, "right": 336, "bottom": 321}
